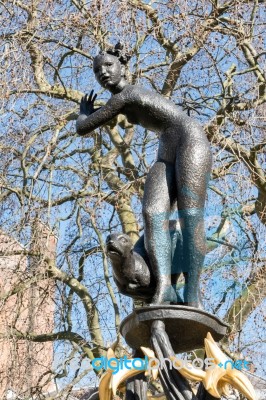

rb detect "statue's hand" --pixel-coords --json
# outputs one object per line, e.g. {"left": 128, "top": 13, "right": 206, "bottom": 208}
{"left": 80, "top": 90, "right": 97, "bottom": 116}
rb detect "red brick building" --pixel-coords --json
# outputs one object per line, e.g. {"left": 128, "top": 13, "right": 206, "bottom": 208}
{"left": 0, "top": 222, "right": 56, "bottom": 398}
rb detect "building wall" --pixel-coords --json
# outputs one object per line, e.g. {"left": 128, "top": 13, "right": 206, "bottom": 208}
{"left": 0, "top": 223, "right": 56, "bottom": 398}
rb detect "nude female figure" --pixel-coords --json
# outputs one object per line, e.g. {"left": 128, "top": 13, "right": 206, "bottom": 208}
{"left": 76, "top": 47, "right": 212, "bottom": 307}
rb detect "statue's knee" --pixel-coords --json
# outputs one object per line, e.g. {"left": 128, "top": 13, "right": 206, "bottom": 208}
{"left": 142, "top": 206, "right": 153, "bottom": 222}
{"left": 143, "top": 207, "right": 168, "bottom": 227}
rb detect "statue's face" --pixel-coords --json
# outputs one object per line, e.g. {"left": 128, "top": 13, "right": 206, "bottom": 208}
{"left": 93, "top": 53, "right": 124, "bottom": 90}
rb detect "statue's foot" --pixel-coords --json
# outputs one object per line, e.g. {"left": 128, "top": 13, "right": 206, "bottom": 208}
{"left": 183, "top": 285, "right": 203, "bottom": 309}
{"left": 150, "top": 284, "right": 177, "bottom": 305}
{"left": 183, "top": 300, "right": 203, "bottom": 310}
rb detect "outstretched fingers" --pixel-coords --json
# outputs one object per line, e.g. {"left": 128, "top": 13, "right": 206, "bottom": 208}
{"left": 80, "top": 91, "right": 98, "bottom": 115}
{"left": 87, "top": 90, "right": 97, "bottom": 104}
{"left": 87, "top": 91, "right": 93, "bottom": 102}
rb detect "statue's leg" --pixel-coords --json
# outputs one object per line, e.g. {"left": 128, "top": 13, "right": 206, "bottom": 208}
{"left": 143, "top": 160, "right": 176, "bottom": 304}
{"left": 175, "top": 138, "right": 212, "bottom": 307}
{"left": 170, "top": 223, "right": 183, "bottom": 301}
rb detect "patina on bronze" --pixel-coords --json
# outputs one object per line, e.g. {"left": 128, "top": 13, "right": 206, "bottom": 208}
{"left": 75, "top": 44, "right": 258, "bottom": 400}
{"left": 76, "top": 43, "right": 212, "bottom": 308}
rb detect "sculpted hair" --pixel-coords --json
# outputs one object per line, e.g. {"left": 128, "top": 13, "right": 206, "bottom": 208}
{"left": 97, "top": 42, "right": 131, "bottom": 65}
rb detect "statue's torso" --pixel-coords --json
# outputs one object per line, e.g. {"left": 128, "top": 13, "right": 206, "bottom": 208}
{"left": 109, "top": 85, "right": 208, "bottom": 163}
{"left": 121, "top": 85, "right": 185, "bottom": 135}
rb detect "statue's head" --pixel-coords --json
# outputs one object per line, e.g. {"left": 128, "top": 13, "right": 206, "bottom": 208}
{"left": 106, "top": 233, "right": 133, "bottom": 259}
{"left": 93, "top": 43, "right": 131, "bottom": 91}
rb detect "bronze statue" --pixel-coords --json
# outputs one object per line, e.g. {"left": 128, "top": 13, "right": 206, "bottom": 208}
{"left": 76, "top": 44, "right": 212, "bottom": 307}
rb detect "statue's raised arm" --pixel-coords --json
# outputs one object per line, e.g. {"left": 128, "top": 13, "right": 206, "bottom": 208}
{"left": 76, "top": 90, "right": 125, "bottom": 135}
{"left": 76, "top": 44, "right": 212, "bottom": 308}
